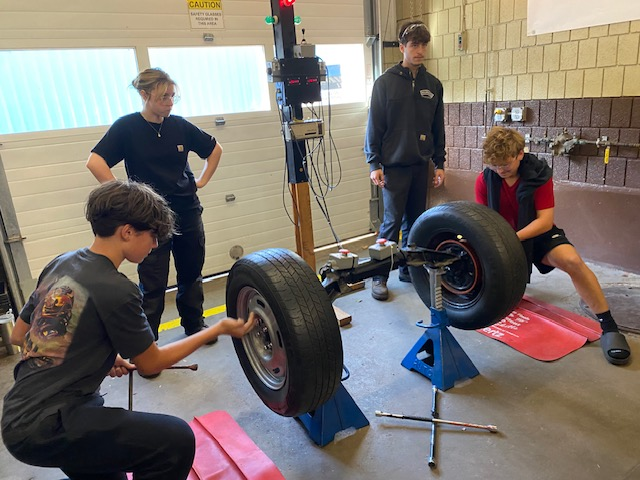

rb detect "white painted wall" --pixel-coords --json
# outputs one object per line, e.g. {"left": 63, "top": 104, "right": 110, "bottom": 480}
{"left": 527, "top": 0, "right": 640, "bottom": 35}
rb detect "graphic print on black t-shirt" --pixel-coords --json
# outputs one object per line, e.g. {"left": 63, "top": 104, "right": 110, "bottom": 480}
{"left": 23, "top": 276, "right": 86, "bottom": 369}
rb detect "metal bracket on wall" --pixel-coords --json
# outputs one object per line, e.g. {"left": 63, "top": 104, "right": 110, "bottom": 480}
{"left": 525, "top": 128, "right": 640, "bottom": 156}
{"left": 0, "top": 152, "right": 32, "bottom": 310}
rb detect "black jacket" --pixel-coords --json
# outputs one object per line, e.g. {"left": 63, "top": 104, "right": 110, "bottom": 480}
{"left": 364, "top": 62, "right": 446, "bottom": 172}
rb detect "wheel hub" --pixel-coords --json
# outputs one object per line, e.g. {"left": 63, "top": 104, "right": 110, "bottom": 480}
{"left": 237, "top": 286, "right": 287, "bottom": 391}
{"left": 435, "top": 239, "right": 480, "bottom": 295}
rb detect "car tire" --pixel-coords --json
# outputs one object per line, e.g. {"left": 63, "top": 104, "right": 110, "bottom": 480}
{"left": 408, "top": 201, "right": 528, "bottom": 330}
{"left": 226, "top": 248, "right": 343, "bottom": 417}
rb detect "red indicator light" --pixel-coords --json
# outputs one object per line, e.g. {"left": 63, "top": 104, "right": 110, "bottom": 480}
{"left": 281, "top": 0, "right": 295, "bottom": 6}
{"left": 288, "top": 79, "right": 301, "bottom": 85}
{"left": 307, "top": 77, "right": 318, "bottom": 84}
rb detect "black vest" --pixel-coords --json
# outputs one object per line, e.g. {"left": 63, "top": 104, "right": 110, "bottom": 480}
{"left": 483, "top": 153, "right": 552, "bottom": 277}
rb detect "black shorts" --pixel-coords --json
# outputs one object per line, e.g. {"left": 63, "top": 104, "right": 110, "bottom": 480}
{"left": 532, "top": 225, "right": 573, "bottom": 274}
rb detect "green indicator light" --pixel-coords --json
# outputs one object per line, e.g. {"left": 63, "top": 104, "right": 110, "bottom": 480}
{"left": 294, "top": 15, "right": 302, "bottom": 25}
{"left": 265, "top": 16, "right": 275, "bottom": 25}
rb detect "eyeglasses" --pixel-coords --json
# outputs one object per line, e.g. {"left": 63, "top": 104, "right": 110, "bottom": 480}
{"left": 158, "top": 93, "right": 181, "bottom": 104}
{"left": 487, "top": 156, "right": 517, "bottom": 171}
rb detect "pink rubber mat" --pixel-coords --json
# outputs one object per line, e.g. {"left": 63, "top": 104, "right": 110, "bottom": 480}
{"left": 187, "top": 410, "right": 285, "bottom": 480}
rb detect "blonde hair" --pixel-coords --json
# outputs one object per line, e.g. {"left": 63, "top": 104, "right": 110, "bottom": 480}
{"left": 131, "top": 67, "right": 178, "bottom": 99}
{"left": 482, "top": 127, "right": 525, "bottom": 165}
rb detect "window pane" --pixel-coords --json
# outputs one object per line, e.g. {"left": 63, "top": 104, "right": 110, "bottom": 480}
{"left": 315, "top": 44, "right": 366, "bottom": 105}
{"left": 148, "top": 46, "right": 271, "bottom": 117}
{"left": 0, "top": 49, "right": 139, "bottom": 134}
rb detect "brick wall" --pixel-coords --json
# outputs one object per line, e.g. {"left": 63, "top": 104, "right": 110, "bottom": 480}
{"left": 445, "top": 97, "right": 640, "bottom": 189}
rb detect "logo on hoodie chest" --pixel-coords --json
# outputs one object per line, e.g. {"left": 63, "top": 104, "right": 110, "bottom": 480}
{"left": 420, "top": 89, "right": 435, "bottom": 99}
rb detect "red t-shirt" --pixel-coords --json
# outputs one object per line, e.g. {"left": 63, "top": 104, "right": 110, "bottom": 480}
{"left": 475, "top": 173, "right": 555, "bottom": 230}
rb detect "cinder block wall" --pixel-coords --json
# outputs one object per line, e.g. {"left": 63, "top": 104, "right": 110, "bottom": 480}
{"left": 385, "top": 0, "right": 640, "bottom": 272}
{"left": 389, "top": 0, "right": 640, "bottom": 101}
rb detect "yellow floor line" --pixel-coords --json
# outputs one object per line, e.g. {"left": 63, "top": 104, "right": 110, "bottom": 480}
{"left": 158, "top": 304, "right": 227, "bottom": 333}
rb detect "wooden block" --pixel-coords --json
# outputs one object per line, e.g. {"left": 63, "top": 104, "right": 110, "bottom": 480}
{"left": 333, "top": 305, "right": 352, "bottom": 327}
{"left": 347, "top": 281, "right": 366, "bottom": 292}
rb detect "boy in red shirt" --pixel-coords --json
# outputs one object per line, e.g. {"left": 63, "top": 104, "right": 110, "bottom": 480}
{"left": 476, "top": 127, "right": 631, "bottom": 365}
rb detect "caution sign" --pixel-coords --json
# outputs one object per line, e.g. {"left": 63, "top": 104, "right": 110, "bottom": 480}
{"left": 187, "top": 0, "right": 224, "bottom": 29}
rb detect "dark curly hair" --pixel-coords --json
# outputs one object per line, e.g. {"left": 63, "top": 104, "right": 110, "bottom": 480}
{"left": 85, "top": 180, "right": 175, "bottom": 242}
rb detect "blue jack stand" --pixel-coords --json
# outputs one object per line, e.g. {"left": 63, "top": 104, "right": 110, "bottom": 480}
{"left": 401, "top": 265, "right": 479, "bottom": 391}
{"left": 296, "top": 381, "right": 369, "bottom": 447}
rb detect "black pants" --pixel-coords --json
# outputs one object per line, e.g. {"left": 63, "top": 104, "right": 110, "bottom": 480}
{"left": 4, "top": 402, "right": 195, "bottom": 480}
{"left": 138, "top": 208, "right": 206, "bottom": 338}
{"left": 378, "top": 163, "right": 429, "bottom": 277}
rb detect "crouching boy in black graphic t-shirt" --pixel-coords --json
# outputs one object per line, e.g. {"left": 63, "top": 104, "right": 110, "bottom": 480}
{"left": 1, "top": 180, "right": 255, "bottom": 479}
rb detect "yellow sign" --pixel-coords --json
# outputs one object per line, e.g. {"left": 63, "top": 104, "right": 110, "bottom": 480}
{"left": 187, "top": 0, "right": 224, "bottom": 29}
{"left": 188, "top": 1, "right": 222, "bottom": 8}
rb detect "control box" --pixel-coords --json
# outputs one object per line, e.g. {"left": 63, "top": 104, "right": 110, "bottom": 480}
{"left": 456, "top": 32, "right": 465, "bottom": 51}
{"left": 284, "top": 119, "right": 325, "bottom": 141}
{"left": 328, "top": 249, "right": 358, "bottom": 270}
{"left": 494, "top": 107, "right": 509, "bottom": 122}
{"left": 368, "top": 238, "right": 397, "bottom": 261}
{"left": 294, "top": 43, "right": 316, "bottom": 58}
{"left": 266, "top": 57, "right": 324, "bottom": 105}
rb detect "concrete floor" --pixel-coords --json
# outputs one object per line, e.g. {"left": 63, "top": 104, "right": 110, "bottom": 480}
{"left": 1, "top": 243, "right": 639, "bottom": 480}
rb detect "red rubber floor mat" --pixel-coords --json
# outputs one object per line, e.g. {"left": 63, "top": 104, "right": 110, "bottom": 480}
{"left": 521, "top": 295, "right": 601, "bottom": 341}
{"left": 477, "top": 296, "right": 602, "bottom": 361}
{"left": 127, "top": 410, "right": 285, "bottom": 480}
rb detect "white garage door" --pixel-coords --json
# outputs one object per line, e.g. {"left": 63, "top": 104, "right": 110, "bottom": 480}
{"left": 0, "top": 0, "right": 372, "bottom": 291}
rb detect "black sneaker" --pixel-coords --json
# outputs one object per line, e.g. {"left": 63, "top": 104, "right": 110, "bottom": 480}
{"left": 371, "top": 276, "right": 389, "bottom": 301}
{"left": 186, "top": 323, "right": 218, "bottom": 345}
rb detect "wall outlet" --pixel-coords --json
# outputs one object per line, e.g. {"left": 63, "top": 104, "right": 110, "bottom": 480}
{"left": 511, "top": 107, "right": 525, "bottom": 122}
